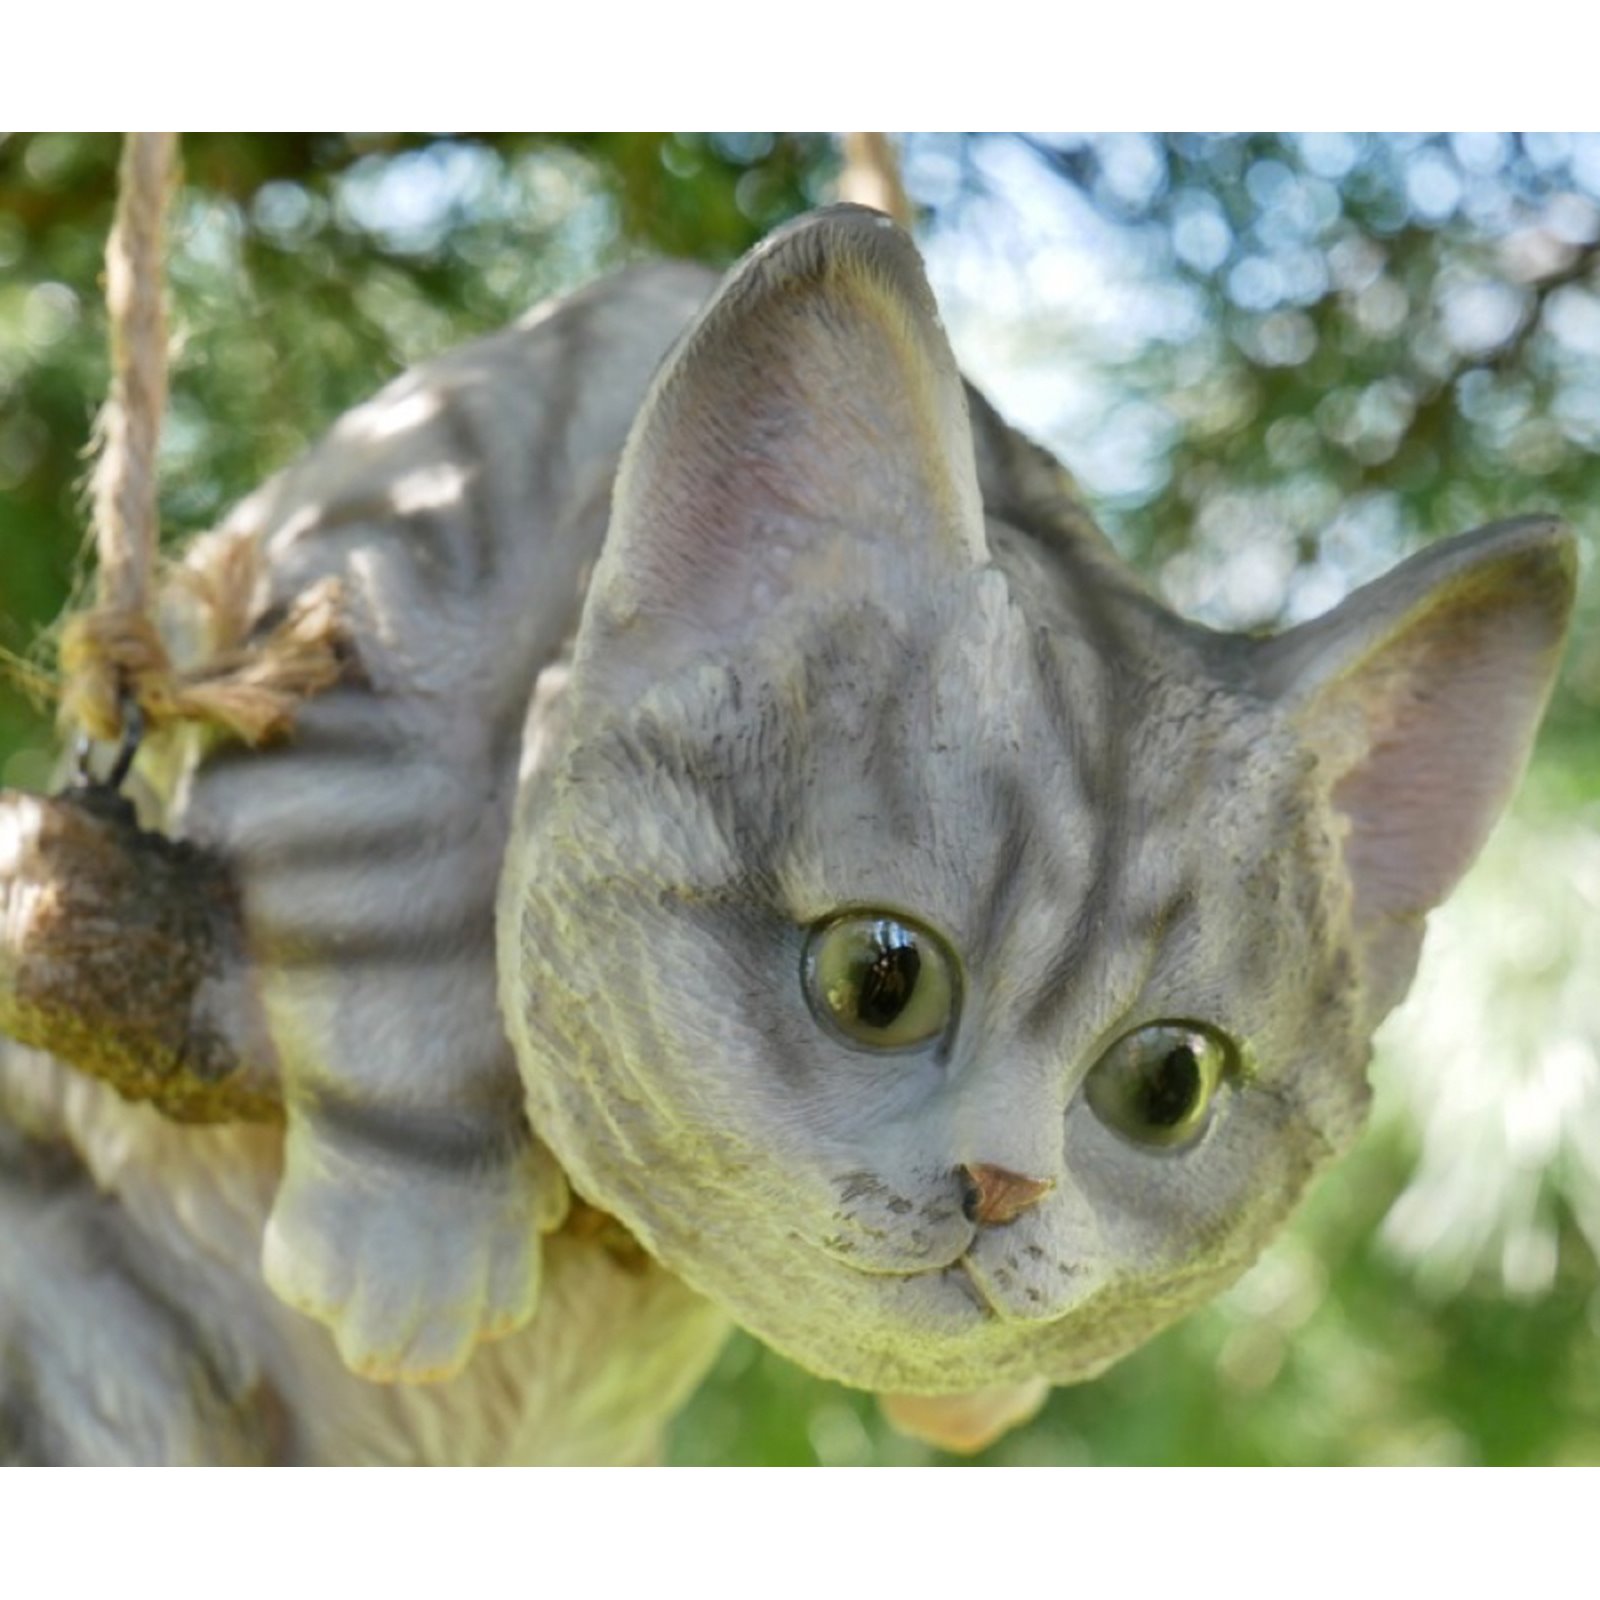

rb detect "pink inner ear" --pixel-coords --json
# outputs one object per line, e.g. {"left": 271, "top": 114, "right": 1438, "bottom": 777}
{"left": 588, "top": 209, "right": 987, "bottom": 666}
{"left": 1331, "top": 596, "right": 1563, "bottom": 926}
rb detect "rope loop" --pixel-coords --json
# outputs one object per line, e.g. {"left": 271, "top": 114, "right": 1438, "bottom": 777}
{"left": 60, "top": 577, "right": 346, "bottom": 750}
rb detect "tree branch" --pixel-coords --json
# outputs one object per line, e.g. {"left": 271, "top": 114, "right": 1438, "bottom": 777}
{"left": 0, "top": 785, "right": 280, "bottom": 1123}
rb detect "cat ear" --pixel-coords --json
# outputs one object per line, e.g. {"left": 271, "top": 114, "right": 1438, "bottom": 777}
{"left": 575, "top": 205, "right": 987, "bottom": 691}
{"left": 1258, "top": 516, "right": 1575, "bottom": 1006}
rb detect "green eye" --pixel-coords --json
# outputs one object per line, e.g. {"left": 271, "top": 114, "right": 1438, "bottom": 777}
{"left": 803, "top": 912, "right": 957, "bottom": 1052}
{"left": 1085, "top": 1023, "right": 1233, "bottom": 1148}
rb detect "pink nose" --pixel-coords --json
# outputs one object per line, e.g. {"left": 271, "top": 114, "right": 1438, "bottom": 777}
{"left": 958, "top": 1164, "right": 1055, "bottom": 1226}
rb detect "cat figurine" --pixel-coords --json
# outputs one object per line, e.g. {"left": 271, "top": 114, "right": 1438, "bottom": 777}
{"left": 0, "top": 205, "right": 1575, "bottom": 1462}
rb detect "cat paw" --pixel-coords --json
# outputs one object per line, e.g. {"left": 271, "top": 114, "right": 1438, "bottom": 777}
{"left": 262, "top": 1114, "right": 566, "bottom": 1383}
{"left": 877, "top": 1379, "right": 1050, "bottom": 1454}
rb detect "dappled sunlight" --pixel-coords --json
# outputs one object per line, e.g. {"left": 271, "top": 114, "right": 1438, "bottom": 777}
{"left": 389, "top": 461, "right": 472, "bottom": 517}
{"left": 344, "top": 382, "right": 443, "bottom": 445}
{"left": 1376, "top": 802, "right": 1600, "bottom": 1295}
{"left": 1213, "top": 1232, "right": 1327, "bottom": 1395}
{"left": 0, "top": 788, "right": 42, "bottom": 877}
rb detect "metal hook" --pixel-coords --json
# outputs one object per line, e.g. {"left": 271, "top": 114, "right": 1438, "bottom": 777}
{"left": 71, "top": 691, "right": 144, "bottom": 794}
{"left": 104, "top": 698, "right": 144, "bottom": 790}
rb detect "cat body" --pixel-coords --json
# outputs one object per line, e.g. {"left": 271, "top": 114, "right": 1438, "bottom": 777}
{"left": 0, "top": 209, "right": 1575, "bottom": 1461}
{"left": 2, "top": 261, "right": 732, "bottom": 1462}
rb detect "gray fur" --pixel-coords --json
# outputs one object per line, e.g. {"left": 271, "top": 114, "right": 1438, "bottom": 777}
{"left": 0, "top": 207, "right": 1575, "bottom": 1456}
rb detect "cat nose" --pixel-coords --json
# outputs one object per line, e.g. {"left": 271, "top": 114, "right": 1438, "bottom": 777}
{"left": 957, "top": 1163, "right": 1055, "bottom": 1227}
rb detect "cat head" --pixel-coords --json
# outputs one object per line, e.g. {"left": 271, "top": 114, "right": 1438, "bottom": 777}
{"left": 498, "top": 207, "right": 1574, "bottom": 1393}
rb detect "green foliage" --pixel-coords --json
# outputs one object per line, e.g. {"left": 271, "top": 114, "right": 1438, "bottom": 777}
{"left": 2, "top": 133, "right": 1595, "bottom": 1464}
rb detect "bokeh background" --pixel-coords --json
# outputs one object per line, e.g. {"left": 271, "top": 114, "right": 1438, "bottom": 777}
{"left": 1, "top": 132, "right": 1596, "bottom": 1464}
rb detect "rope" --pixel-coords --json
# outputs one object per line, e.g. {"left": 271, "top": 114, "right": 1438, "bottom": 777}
{"left": 838, "top": 133, "right": 912, "bottom": 228}
{"left": 58, "top": 132, "right": 344, "bottom": 750}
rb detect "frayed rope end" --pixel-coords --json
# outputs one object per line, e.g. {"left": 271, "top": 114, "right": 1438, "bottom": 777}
{"left": 58, "top": 577, "right": 347, "bottom": 748}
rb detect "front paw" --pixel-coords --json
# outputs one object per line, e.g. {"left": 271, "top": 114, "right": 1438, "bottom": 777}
{"left": 878, "top": 1379, "right": 1050, "bottom": 1454}
{"left": 262, "top": 1115, "right": 566, "bottom": 1383}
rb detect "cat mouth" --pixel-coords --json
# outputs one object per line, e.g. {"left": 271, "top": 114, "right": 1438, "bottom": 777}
{"left": 815, "top": 1231, "right": 975, "bottom": 1278}
{"left": 816, "top": 1232, "right": 1092, "bottom": 1327}
{"left": 864, "top": 1254, "right": 1085, "bottom": 1331}
{"left": 810, "top": 1230, "right": 998, "bottom": 1317}
{"left": 814, "top": 1237, "right": 1000, "bottom": 1321}
{"left": 950, "top": 1256, "right": 1001, "bottom": 1319}
{"left": 959, "top": 1246, "right": 1106, "bottom": 1326}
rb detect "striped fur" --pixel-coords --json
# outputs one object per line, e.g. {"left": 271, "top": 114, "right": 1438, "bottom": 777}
{"left": 173, "top": 262, "right": 728, "bottom": 1381}
{"left": 3, "top": 258, "right": 737, "bottom": 1457}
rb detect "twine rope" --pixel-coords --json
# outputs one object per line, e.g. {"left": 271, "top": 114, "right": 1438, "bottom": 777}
{"left": 838, "top": 133, "right": 912, "bottom": 228}
{"left": 58, "top": 131, "right": 343, "bottom": 749}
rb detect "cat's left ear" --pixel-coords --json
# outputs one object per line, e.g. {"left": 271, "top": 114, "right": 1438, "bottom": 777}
{"left": 575, "top": 205, "right": 988, "bottom": 694}
{"left": 1258, "top": 515, "right": 1575, "bottom": 1012}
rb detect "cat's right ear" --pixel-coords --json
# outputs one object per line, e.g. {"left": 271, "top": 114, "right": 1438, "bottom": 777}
{"left": 1257, "top": 515, "right": 1575, "bottom": 1018}
{"left": 574, "top": 206, "right": 988, "bottom": 694}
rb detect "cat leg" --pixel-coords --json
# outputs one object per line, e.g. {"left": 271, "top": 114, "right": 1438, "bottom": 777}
{"left": 263, "top": 1084, "right": 569, "bottom": 1383}
{"left": 188, "top": 677, "right": 569, "bottom": 1382}
{"left": 173, "top": 268, "right": 709, "bottom": 1384}
{"left": 0, "top": 1126, "right": 284, "bottom": 1465}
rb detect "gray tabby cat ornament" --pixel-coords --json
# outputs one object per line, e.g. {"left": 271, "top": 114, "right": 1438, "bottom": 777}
{"left": 0, "top": 206, "right": 1574, "bottom": 1463}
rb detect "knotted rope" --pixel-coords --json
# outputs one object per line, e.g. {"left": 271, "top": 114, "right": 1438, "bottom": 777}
{"left": 57, "top": 131, "right": 343, "bottom": 752}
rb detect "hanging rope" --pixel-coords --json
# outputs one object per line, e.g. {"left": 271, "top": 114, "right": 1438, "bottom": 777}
{"left": 838, "top": 133, "right": 912, "bottom": 228}
{"left": 57, "top": 131, "right": 344, "bottom": 753}
{"left": 1, "top": 133, "right": 306, "bottom": 1125}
